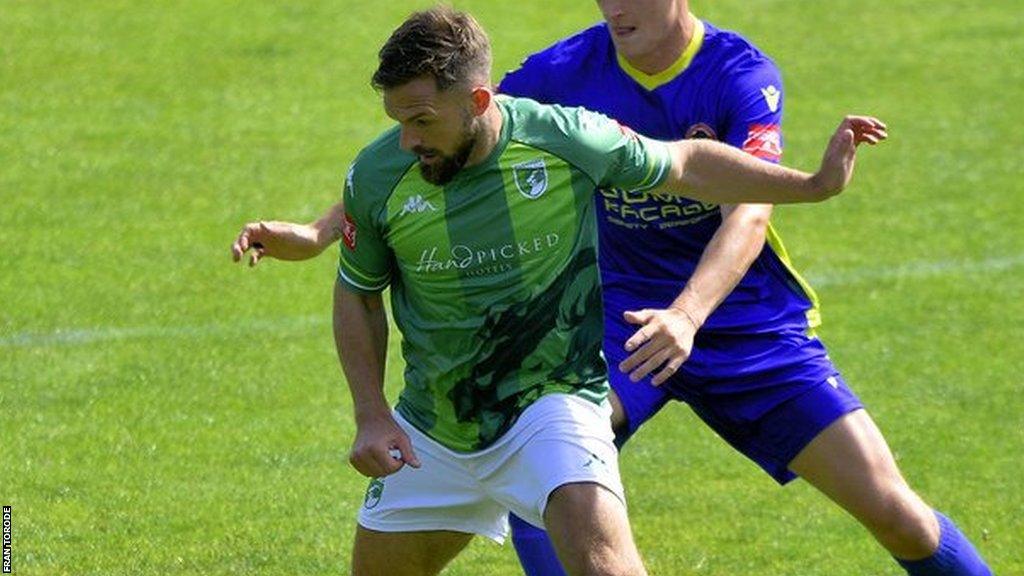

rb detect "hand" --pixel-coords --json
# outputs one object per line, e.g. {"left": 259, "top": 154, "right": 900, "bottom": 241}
{"left": 230, "top": 220, "right": 323, "bottom": 267}
{"left": 349, "top": 412, "right": 422, "bottom": 478}
{"left": 812, "top": 115, "right": 888, "bottom": 198}
{"left": 619, "top": 307, "right": 699, "bottom": 386}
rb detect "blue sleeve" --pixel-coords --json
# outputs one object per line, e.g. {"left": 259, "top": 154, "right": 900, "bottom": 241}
{"left": 721, "top": 59, "right": 785, "bottom": 163}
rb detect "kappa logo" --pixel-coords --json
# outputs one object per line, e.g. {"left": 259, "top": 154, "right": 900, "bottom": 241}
{"left": 399, "top": 194, "right": 437, "bottom": 216}
{"left": 364, "top": 478, "right": 385, "bottom": 509}
{"left": 512, "top": 159, "right": 548, "bottom": 199}
{"left": 761, "top": 85, "right": 781, "bottom": 113}
{"left": 345, "top": 165, "right": 356, "bottom": 196}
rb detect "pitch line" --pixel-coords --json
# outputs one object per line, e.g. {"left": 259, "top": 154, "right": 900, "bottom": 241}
{"left": 0, "top": 315, "right": 325, "bottom": 348}
{"left": 807, "top": 253, "right": 1024, "bottom": 288}
{"left": 2, "top": 254, "right": 1021, "bottom": 349}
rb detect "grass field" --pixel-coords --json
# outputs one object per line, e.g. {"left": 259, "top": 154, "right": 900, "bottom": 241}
{"left": 2, "top": 0, "right": 1022, "bottom": 574}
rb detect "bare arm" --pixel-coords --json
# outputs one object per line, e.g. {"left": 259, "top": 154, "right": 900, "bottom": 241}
{"left": 657, "top": 116, "right": 887, "bottom": 204}
{"left": 333, "top": 283, "right": 419, "bottom": 477}
{"left": 672, "top": 203, "right": 772, "bottom": 323}
{"left": 619, "top": 204, "right": 772, "bottom": 384}
{"left": 231, "top": 200, "right": 345, "bottom": 266}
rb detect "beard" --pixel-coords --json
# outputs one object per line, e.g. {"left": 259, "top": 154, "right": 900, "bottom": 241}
{"left": 415, "top": 117, "right": 478, "bottom": 186}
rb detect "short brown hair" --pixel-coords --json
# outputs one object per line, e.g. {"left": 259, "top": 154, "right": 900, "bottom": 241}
{"left": 371, "top": 6, "right": 492, "bottom": 92}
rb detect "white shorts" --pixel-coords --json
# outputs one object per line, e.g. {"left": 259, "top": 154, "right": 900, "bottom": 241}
{"left": 357, "top": 393, "right": 624, "bottom": 543}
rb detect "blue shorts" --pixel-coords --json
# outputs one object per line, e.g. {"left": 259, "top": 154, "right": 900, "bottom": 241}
{"left": 608, "top": 332, "right": 863, "bottom": 485}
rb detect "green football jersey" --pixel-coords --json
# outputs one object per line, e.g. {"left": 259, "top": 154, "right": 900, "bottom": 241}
{"left": 338, "top": 96, "right": 671, "bottom": 451}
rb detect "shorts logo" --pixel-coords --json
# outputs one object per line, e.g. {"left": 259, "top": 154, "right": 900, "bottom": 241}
{"left": 363, "top": 478, "right": 385, "bottom": 509}
{"left": 342, "top": 213, "right": 358, "bottom": 250}
{"left": 513, "top": 159, "right": 548, "bottom": 199}
{"left": 827, "top": 376, "right": 840, "bottom": 389}
{"left": 685, "top": 123, "right": 718, "bottom": 140}
{"left": 582, "top": 452, "right": 608, "bottom": 472}
{"left": 742, "top": 124, "right": 782, "bottom": 161}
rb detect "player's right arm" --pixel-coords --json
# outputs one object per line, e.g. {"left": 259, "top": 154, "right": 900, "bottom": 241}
{"left": 333, "top": 283, "right": 420, "bottom": 478}
{"left": 657, "top": 115, "right": 887, "bottom": 204}
{"left": 334, "top": 159, "right": 419, "bottom": 478}
{"left": 559, "top": 106, "right": 885, "bottom": 206}
{"left": 230, "top": 200, "right": 345, "bottom": 266}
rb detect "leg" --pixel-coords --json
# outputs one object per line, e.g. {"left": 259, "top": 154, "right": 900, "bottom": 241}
{"left": 354, "top": 412, "right": 511, "bottom": 573}
{"left": 789, "top": 409, "right": 938, "bottom": 558}
{"left": 509, "top": 385, "right": 656, "bottom": 576}
{"left": 510, "top": 513, "right": 568, "bottom": 576}
{"left": 682, "top": 345, "right": 991, "bottom": 576}
{"left": 608, "top": 388, "right": 627, "bottom": 436}
{"left": 498, "top": 394, "right": 643, "bottom": 576}
{"left": 790, "top": 410, "right": 991, "bottom": 574}
{"left": 352, "top": 526, "right": 473, "bottom": 576}
{"left": 543, "top": 482, "right": 646, "bottom": 576}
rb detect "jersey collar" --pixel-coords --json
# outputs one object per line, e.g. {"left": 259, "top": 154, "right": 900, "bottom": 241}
{"left": 616, "top": 17, "right": 705, "bottom": 92}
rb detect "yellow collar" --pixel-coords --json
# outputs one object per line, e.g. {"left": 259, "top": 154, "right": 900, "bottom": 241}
{"left": 617, "top": 17, "right": 705, "bottom": 91}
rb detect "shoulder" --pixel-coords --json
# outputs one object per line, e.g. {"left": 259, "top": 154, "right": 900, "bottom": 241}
{"left": 502, "top": 96, "right": 615, "bottom": 149}
{"left": 538, "top": 24, "right": 610, "bottom": 67}
{"left": 498, "top": 97, "right": 662, "bottom": 189}
{"left": 699, "top": 21, "right": 781, "bottom": 82}
{"left": 693, "top": 20, "right": 784, "bottom": 118}
{"left": 347, "top": 127, "right": 417, "bottom": 203}
{"left": 499, "top": 24, "right": 611, "bottom": 89}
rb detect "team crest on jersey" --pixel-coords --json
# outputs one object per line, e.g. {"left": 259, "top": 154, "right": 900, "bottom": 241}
{"left": 363, "top": 478, "right": 385, "bottom": 509}
{"left": 512, "top": 159, "right": 548, "bottom": 199}
{"left": 342, "top": 212, "right": 358, "bottom": 250}
{"left": 742, "top": 124, "right": 782, "bottom": 161}
{"left": 685, "top": 123, "right": 718, "bottom": 140}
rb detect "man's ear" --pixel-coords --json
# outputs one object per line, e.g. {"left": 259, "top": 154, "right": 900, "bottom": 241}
{"left": 470, "top": 86, "right": 492, "bottom": 116}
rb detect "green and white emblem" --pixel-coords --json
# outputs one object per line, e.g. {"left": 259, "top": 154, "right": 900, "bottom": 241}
{"left": 363, "top": 478, "right": 385, "bottom": 509}
{"left": 512, "top": 159, "right": 548, "bottom": 199}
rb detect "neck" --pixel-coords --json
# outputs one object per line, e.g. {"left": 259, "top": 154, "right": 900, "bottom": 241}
{"left": 465, "top": 103, "right": 503, "bottom": 167}
{"left": 624, "top": 11, "right": 695, "bottom": 75}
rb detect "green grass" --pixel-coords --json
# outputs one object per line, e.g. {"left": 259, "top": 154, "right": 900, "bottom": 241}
{"left": 2, "top": 0, "right": 1021, "bottom": 574}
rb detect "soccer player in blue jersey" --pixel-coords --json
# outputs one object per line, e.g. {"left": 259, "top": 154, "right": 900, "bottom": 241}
{"left": 231, "top": 2, "right": 990, "bottom": 575}
{"left": 492, "top": 1, "right": 991, "bottom": 575}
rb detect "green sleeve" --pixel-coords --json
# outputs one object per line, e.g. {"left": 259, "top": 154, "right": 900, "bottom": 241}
{"left": 552, "top": 105, "right": 673, "bottom": 191}
{"left": 337, "top": 162, "right": 392, "bottom": 293}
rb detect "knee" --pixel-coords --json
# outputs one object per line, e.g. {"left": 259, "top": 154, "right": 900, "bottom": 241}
{"left": 572, "top": 549, "right": 646, "bottom": 576}
{"left": 544, "top": 484, "right": 647, "bottom": 576}
{"left": 860, "top": 486, "right": 939, "bottom": 558}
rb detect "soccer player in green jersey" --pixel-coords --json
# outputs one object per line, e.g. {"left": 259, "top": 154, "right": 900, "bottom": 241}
{"left": 237, "top": 7, "right": 884, "bottom": 576}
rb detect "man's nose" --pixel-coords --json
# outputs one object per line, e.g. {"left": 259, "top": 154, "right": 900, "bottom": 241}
{"left": 399, "top": 127, "right": 421, "bottom": 152}
{"left": 599, "top": 0, "right": 625, "bottom": 19}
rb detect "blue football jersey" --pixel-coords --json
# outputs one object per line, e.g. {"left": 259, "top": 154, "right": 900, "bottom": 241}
{"left": 498, "top": 19, "right": 826, "bottom": 379}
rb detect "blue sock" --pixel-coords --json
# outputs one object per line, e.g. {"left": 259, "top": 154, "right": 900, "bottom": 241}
{"left": 897, "top": 511, "right": 992, "bottom": 575}
{"left": 510, "top": 512, "right": 568, "bottom": 576}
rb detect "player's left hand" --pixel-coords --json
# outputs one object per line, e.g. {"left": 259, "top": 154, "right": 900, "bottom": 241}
{"left": 230, "top": 220, "right": 323, "bottom": 267}
{"left": 620, "top": 307, "right": 699, "bottom": 386}
{"left": 813, "top": 115, "right": 888, "bottom": 197}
